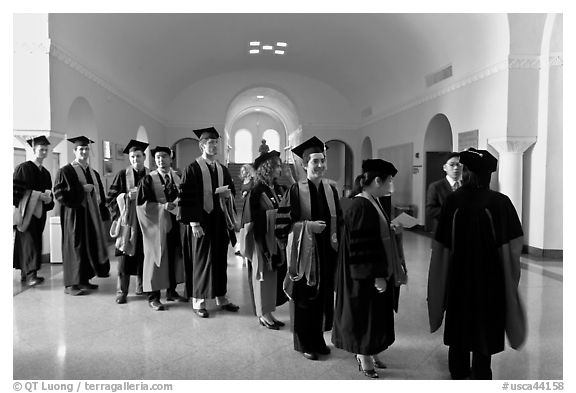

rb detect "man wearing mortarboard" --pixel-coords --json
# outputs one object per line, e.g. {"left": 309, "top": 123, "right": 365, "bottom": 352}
{"left": 178, "top": 127, "right": 240, "bottom": 318}
{"left": 135, "top": 146, "right": 186, "bottom": 311}
{"left": 274, "top": 136, "right": 342, "bottom": 361}
{"left": 54, "top": 136, "right": 111, "bottom": 296}
{"left": 427, "top": 148, "right": 526, "bottom": 379}
{"left": 106, "top": 140, "right": 150, "bottom": 304}
{"left": 13, "top": 136, "right": 54, "bottom": 287}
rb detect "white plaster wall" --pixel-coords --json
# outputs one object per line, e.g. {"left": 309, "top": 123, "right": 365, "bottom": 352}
{"left": 50, "top": 58, "right": 165, "bottom": 175}
{"left": 358, "top": 70, "right": 509, "bottom": 225}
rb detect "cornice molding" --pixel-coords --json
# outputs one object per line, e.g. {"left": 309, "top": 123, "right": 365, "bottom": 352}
{"left": 549, "top": 54, "right": 563, "bottom": 67}
{"left": 361, "top": 59, "right": 508, "bottom": 128}
{"left": 508, "top": 55, "right": 541, "bottom": 70}
{"left": 49, "top": 42, "right": 165, "bottom": 124}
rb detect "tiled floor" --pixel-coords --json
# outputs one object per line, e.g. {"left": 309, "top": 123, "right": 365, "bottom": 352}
{"left": 13, "top": 231, "right": 562, "bottom": 380}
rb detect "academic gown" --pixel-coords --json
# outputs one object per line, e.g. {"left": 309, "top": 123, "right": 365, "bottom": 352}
{"left": 13, "top": 161, "right": 54, "bottom": 275}
{"left": 331, "top": 197, "right": 396, "bottom": 355}
{"left": 244, "top": 182, "right": 288, "bottom": 316}
{"left": 179, "top": 160, "right": 235, "bottom": 299}
{"left": 136, "top": 171, "right": 185, "bottom": 292}
{"left": 275, "top": 180, "right": 341, "bottom": 353}
{"left": 427, "top": 185, "right": 526, "bottom": 355}
{"left": 54, "top": 164, "right": 111, "bottom": 286}
{"left": 106, "top": 168, "right": 147, "bottom": 276}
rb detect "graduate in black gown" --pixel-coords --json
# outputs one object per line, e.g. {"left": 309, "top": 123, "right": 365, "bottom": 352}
{"left": 275, "top": 136, "right": 342, "bottom": 361}
{"left": 178, "top": 127, "right": 239, "bottom": 318}
{"left": 106, "top": 139, "right": 149, "bottom": 304}
{"left": 427, "top": 148, "right": 526, "bottom": 380}
{"left": 54, "top": 136, "right": 110, "bottom": 296}
{"left": 136, "top": 146, "right": 186, "bottom": 311}
{"left": 13, "top": 136, "right": 54, "bottom": 286}
{"left": 332, "top": 159, "right": 403, "bottom": 378}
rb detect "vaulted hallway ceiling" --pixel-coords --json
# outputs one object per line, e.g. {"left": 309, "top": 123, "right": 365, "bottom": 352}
{"left": 49, "top": 13, "right": 510, "bottom": 119}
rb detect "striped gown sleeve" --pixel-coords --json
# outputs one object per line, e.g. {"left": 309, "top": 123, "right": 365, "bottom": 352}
{"left": 346, "top": 198, "right": 388, "bottom": 280}
{"left": 274, "top": 184, "right": 296, "bottom": 243}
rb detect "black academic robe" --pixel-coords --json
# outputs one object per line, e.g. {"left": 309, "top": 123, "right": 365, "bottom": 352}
{"left": 136, "top": 171, "right": 185, "bottom": 292}
{"left": 54, "top": 164, "right": 111, "bottom": 286}
{"left": 331, "top": 197, "right": 395, "bottom": 355}
{"left": 13, "top": 161, "right": 54, "bottom": 275}
{"left": 244, "top": 182, "right": 288, "bottom": 315}
{"left": 427, "top": 185, "right": 526, "bottom": 355}
{"left": 106, "top": 167, "right": 147, "bottom": 276}
{"left": 275, "top": 180, "right": 341, "bottom": 353}
{"left": 179, "top": 160, "right": 236, "bottom": 299}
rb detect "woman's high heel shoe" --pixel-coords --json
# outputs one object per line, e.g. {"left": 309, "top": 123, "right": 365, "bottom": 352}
{"left": 355, "top": 355, "right": 378, "bottom": 379}
{"left": 259, "top": 317, "right": 279, "bottom": 330}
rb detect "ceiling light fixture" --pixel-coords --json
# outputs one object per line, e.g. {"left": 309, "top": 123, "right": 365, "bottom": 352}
{"left": 249, "top": 49, "right": 260, "bottom": 54}
{"left": 276, "top": 42, "right": 287, "bottom": 47}
{"left": 256, "top": 95, "right": 264, "bottom": 99}
{"left": 250, "top": 41, "right": 260, "bottom": 46}
{"left": 262, "top": 45, "right": 273, "bottom": 50}
{"left": 274, "top": 50, "right": 285, "bottom": 55}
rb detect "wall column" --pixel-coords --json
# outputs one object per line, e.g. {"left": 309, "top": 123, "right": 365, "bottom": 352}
{"left": 488, "top": 136, "right": 537, "bottom": 220}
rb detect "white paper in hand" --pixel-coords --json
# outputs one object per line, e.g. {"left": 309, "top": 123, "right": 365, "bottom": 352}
{"left": 391, "top": 212, "right": 418, "bottom": 228}
{"left": 215, "top": 185, "right": 230, "bottom": 195}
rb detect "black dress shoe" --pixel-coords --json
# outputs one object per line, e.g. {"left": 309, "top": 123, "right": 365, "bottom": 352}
{"left": 303, "top": 352, "right": 318, "bottom": 361}
{"left": 26, "top": 276, "right": 45, "bottom": 287}
{"left": 194, "top": 308, "right": 209, "bottom": 318}
{"left": 148, "top": 300, "right": 165, "bottom": 311}
{"left": 116, "top": 293, "right": 127, "bottom": 304}
{"left": 259, "top": 317, "right": 280, "bottom": 330}
{"left": 64, "top": 286, "right": 86, "bottom": 296}
{"left": 220, "top": 303, "right": 239, "bottom": 312}
{"left": 166, "top": 291, "right": 188, "bottom": 302}
{"left": 317, "top": 346, "right": 331, "bottom": 355}
{"left": 79, "top": 282, "right": 98, "bottom": 290}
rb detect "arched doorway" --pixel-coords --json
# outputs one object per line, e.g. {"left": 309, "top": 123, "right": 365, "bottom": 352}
{"left": 325, "top": 140, "right": 353, "bottom": 197}
{"left": 423, "top": 113, "right": 453, "bottom": 231}
{"left": 229, "top": 111, "right": 285, "bottom": 163}
{"left": 171, "top": 137, "right": 202, "bottom": 173}
{"left": 361, "top": 136, "right": 373, "bottom": 160}
{"left": 65, "top": 97, "right": 99, "bottom": 171}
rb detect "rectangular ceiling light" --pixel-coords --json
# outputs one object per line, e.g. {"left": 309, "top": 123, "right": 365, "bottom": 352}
{"left": 249, "top": 49, "right": 260, "bottom": 54}
{"left": 276, "top": 42, "right": 287, "bottom": 47}
{"left": 263, "top": 45, "right": 273, "bottom": 50}
{"left": 274, "top": 50, "right": 285, "bottom": 55}
{"left": 250, "top": 41, "right": 260, "bottom": 46}
{"left": 256, "top": 95, "right": 264, "bottom": 99}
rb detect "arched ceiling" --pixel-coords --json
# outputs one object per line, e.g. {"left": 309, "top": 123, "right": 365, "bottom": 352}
{"left": 49, "top": 13, "right": 509, "bottom": 122}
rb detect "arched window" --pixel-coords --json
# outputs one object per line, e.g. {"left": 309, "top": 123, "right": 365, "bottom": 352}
{"left": 234, "top": 129, "right": 253, "bottom": 163}
{"left": 262, "top": 129, "right": 280, "bottom": 152}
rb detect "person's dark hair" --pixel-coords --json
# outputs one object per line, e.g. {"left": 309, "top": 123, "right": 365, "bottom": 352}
{"left": 350, "top": 171, "right": 383, "bottom": 197}
{"left": 255, "top": 156, "right": 281, "bottom": 186}
{"left": 128, "top": 146, "right": 145, "bottom": 155}
{"left": 445, "top": 152, "right": 460, "bottom": 163}
{"left": 462, "top": 165, "right": 491, "bottom": 188}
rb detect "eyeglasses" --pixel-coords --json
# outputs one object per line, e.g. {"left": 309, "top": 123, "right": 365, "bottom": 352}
{"left": 446, "top": 162, "right": 462, "bottom": 167}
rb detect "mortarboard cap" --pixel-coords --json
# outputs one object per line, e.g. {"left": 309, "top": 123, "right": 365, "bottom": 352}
{"left": 67, "top": 136, "right": 94, "bottom": 147}
{"left": 362, "top": 159, "right": 398, "bottom": 178}
{"left": 459, "top": 148, "right": 497, "bottom": 174}
{"left": 193, "top": 127, "right": 220, "bottom": 140}
{"left": 123, "top": 139, "right": 149, "bottom": 154}
{"left": 253, "top": 150, "right": 280, "bottom": 170}
{"left": 150, "top": 146, "right": 172, "bottom": 156}
{"left": 26, "top": 136, "right": 50, "bottom": 147}
{"left": 291, "top": 136, "right": 326, "bottom": 159}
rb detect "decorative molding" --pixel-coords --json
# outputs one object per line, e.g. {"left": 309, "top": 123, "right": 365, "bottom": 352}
{"left": 508, "top": 55, "right": 541, "bottom": 70}
{"left": 488, "top": 136, "right": 537, "bottom": 154}
{"left": 14, "top": 39, "right": 51, "bottom": 55}
{"left": 549, "top": 54, "right": 563, "bottom": 67}
{"left": 50, "top": 42, "right": 165, "bottom": 124}
{"left": 361, "top": 59, "right": 508, "bottom": 128}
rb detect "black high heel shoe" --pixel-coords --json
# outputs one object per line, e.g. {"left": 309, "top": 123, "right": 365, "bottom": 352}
{"left": 259, "top": 317, "right": 279, "bottom": 330}
{"left": 355, "top": 355, "right": 378, "bottom": 379}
